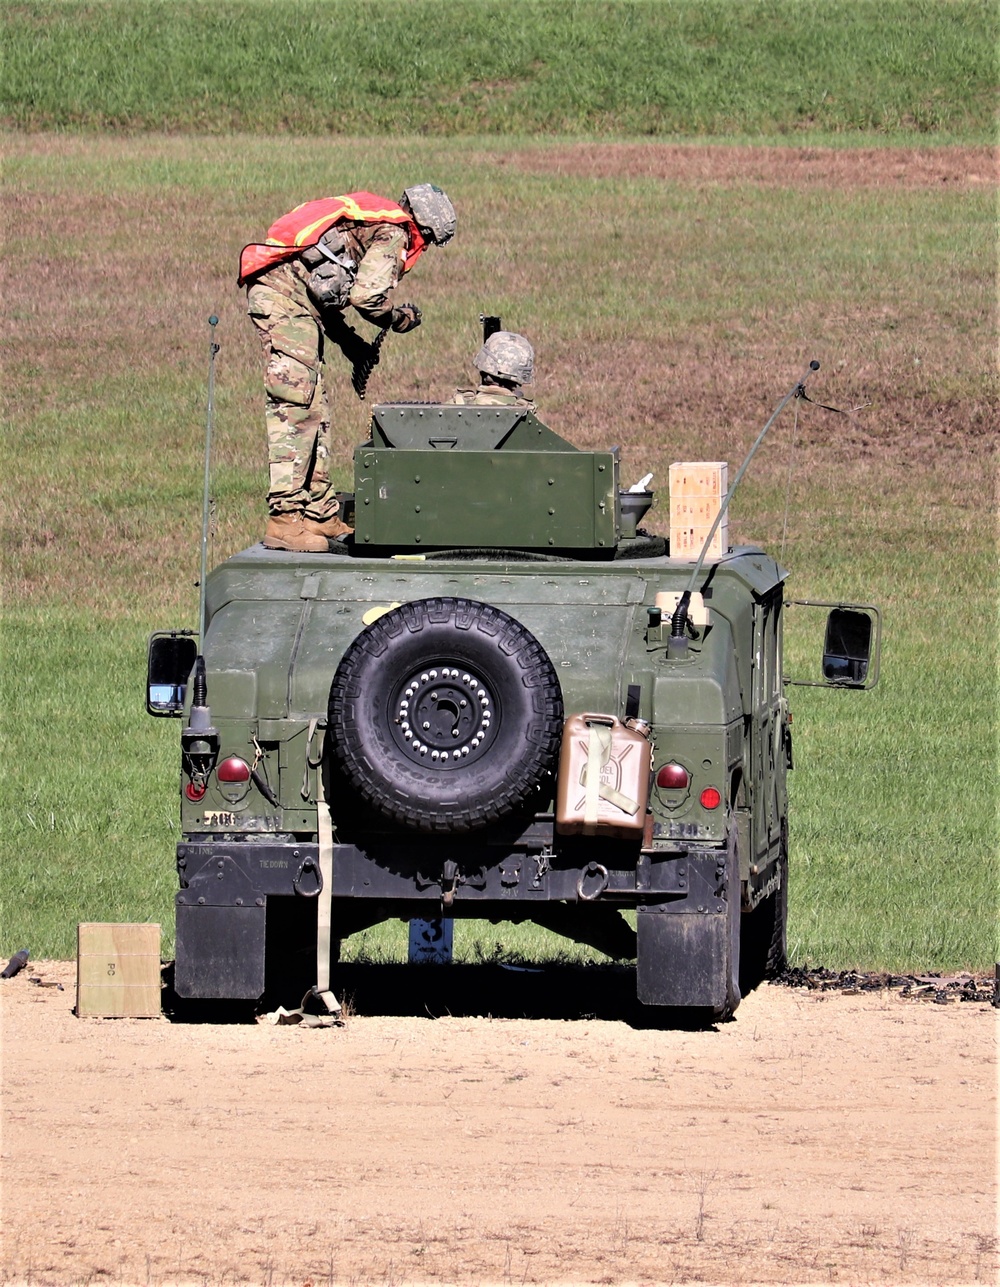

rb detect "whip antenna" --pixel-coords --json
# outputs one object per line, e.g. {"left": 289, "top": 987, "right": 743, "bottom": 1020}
{"left": 199, "top": 315, "right": 220, "bottom": 646}
{"left": 685, "top": 360, "right": 819, "bottom": 596}
{"left": 669, "top": 360, "right": 819, "bottom": 654}
{"left": 779, "top": 395, "right": 802, "bottom": 564}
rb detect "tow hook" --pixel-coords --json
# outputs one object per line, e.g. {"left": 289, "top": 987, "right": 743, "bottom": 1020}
{"left": 441, "top": 858, "right": 459, "bottom": 908}
{"left": 292, "top": 856, "right": 322, "bottom": 898}
{"left": 577, "top": 861, "right": 610, "bottom": 901}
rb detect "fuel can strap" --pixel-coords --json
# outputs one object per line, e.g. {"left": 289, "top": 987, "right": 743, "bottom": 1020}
{"left": 580, "top": 720, "right": 640, "bottom": 821}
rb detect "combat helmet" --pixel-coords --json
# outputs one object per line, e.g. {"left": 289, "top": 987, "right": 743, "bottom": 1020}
{"left": 474, "top": 331, "right": 535, "bottom": 386}
{"left": 401, "top": 184, "right": 457, "bottom": 246}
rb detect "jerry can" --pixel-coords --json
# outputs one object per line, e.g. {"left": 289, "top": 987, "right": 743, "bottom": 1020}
{"left": 555, "top": 713, "right": 653, "bottom": 839}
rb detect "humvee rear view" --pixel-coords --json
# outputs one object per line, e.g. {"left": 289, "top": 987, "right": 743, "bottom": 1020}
{"left": 148, "top": 353, "right": 879, "bottom": 1020}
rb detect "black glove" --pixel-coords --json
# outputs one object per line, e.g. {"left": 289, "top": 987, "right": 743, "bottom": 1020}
{"left": 390, "top": 302, "right": 422, "bottom": 333}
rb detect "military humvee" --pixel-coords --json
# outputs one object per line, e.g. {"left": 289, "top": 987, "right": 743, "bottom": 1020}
{"left": 148, "top": 344, "right": 879, "bottom": 1019}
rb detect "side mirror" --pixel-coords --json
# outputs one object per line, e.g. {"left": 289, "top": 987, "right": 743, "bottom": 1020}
{"left": 784, "top": 601, "right": 882, "bottom": 689}
{"left": 823, "top": 608, "right": 873, "bottom": 687}
{"left": 146, "top": 632, "right": 198, "bottom": 716}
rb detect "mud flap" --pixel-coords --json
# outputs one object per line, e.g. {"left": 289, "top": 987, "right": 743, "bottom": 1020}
{"left": 636, "top": 909, "right": 732, "bottom": 1008}
{"left": 174, "top": 902, "right": 265, "bottom": 1000}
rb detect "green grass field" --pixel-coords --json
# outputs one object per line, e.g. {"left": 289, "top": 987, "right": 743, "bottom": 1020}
{"left": 4, "top": 0, "right": 995, "bottom": 139}
{"left": 1, "top": 1, "right": 996, "bottom": 973}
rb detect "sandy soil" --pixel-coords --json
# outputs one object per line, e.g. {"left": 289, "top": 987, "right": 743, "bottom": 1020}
{"left": 1, "top": 135, "right": 996, "bottom": 1285}
{"left": 1, "top": 962, "right": 995, "bottom": 1287}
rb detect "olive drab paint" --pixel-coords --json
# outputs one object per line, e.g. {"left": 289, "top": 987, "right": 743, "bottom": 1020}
{"left": 148, "top": 344, "right": 880, "bottom": 1020}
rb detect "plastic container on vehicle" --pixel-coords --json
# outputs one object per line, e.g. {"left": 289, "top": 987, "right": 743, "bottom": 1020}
{"left": 555, "top": 713, "right": 653, "bottom": 839}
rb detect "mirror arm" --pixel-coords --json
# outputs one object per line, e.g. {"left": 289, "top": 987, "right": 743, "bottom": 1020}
{"left": 783, "top": 600, "right": 882, "bottom": 690}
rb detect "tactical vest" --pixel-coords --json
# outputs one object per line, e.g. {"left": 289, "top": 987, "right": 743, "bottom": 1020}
{"left": 238, "top": 192, "right": 425, "bottom": 286}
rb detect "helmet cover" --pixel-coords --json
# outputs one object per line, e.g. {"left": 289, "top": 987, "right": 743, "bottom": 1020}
{"left": 474, "top": 331, "right": 535, "bottom": 385}
{"left": 401, "top": 184, "right": 457, "bottom": 245}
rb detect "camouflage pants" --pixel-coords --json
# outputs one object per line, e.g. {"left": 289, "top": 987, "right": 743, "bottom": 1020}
{"left": 246, "top": 281, "right": 340, "bottom": 519}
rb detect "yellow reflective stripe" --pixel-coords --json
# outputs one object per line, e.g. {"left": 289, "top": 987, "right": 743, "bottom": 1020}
{"left": 353, "top": 204, "right": 407, "bottom": 220}
{"left": 293, "top": 215, "right": 338, "bottom": 246}
{"left": 338, "top": 196, "right": 364, "bottom": 220}
{"left": 261, "top": 197, "right": 410, "bottom": 254}
{"left": 340, "top": 196, "right": 409, "bottom": 221}
{"left": 291, "top": 203, "right": 404, "bottom": 247}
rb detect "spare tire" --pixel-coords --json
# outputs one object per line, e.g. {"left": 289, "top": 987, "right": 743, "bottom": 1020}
{"left": 328, "top": 597, "right": 563, "bottom": 833}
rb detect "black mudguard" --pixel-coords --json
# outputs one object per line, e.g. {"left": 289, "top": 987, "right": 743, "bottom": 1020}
{"left": 174, "top": 902, "right": 266, "bottom": 1000}
{"left": 636, "top": 908, "right": 731, "bottom": 1008}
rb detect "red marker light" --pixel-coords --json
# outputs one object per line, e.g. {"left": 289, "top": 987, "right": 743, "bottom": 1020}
{"left": 217, "top": 757, "right": 251, "bottom": 783}
{"left": 185, "top": 782, "right": 206, "bottom": 802}
{"left": 656, "top": 763, "right": 690, "bottom": 790}
{"left": 700, "top": 787, "right": 722, "bottom": 810}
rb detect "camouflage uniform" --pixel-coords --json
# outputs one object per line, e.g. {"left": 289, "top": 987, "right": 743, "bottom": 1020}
{"left": 449, "top": 331, "right": 536, "bottom": 411}
{"left": 246, "top": 224, "right": 409, "bottom": 518}
{"left": 450, "top": 385, "right": 536, "bottom": 410}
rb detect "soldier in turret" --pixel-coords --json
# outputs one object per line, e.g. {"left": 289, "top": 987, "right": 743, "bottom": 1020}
{"left": 238, "top": 185, "right": 457, "bottom": 551}
{"left": 451, "top": 331, "right": 536, "bottom": 410}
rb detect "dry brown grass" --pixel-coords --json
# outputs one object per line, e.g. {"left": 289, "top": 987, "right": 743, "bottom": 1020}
{"left": 2, "top": 136, "right": 995, "bottom": 621}
{"left": 488, "top": 142, "right": 998, "bottom": 187}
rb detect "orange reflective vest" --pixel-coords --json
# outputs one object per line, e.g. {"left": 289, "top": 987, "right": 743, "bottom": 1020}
{"left": 238, "top": 191, "right": 426, "bottom": 286}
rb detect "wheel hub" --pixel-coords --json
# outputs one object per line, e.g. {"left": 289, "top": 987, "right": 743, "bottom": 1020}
{"left": 391, "top": 665, "right": 498, "bottom": 768}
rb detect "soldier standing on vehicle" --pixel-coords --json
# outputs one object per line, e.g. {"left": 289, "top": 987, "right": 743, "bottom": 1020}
{"left": 238, "top": 185, "right": 457, "bottom": 551}
{"left": 450, "top": 331, "right": 536, "bottom": 410}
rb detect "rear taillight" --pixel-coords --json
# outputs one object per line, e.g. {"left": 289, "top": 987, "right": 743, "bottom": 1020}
{"left": 700, "top": 787, "right": 722, "bottom": 810}
{"left": 217, "top": 757, "right": 250, "bottom": 783}
{"left": 185, "top": 782, "right": 206, "bottom": 802}
{"left": 656, "top": 763, "right": 690, "bottom": 790}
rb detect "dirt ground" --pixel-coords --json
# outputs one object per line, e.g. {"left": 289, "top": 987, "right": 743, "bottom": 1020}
{"left": 1, "top": 962, "right": 995, "bottom": 1287}
{"left": 490, "top": 144, "right": 995, "bottom": 189}
{"left": 2, "top": 138, "right": 996, "bottom": 1287}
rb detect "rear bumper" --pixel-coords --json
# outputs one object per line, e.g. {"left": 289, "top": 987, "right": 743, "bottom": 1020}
{"left": 175, "top": 835, "right": 727, "bottom": 906}
{"left": 174, "top": 837, "right": 736, "bottom": 1004}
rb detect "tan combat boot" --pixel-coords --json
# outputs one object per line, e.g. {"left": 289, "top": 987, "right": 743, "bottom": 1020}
{"left": 303, "top": 514, "right": 354, "bottom": 539}
{"left": 263, "top": 513, "right": 329, "bottom": 553}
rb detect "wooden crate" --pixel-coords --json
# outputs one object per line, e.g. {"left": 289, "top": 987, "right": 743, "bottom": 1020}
{"left": 668, "top": 461, "right": 729, "bottom": 498}
{"left": 77, "top": 923, "right": 162, "bottom": 1018}
{"left": 668, "top": 462, "right": 729, "bottom": 558}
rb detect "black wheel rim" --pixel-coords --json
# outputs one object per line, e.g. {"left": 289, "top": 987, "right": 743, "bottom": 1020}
{"left": 389, "top": 661, "right": 500, "bottom": 769}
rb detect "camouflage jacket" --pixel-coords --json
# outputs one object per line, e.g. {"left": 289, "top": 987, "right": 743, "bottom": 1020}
{"left": 450, "top": 385, "right": 536, "bottom": 409}
{"left": 254, "top": 221, "right": 407, "bottom": 328}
